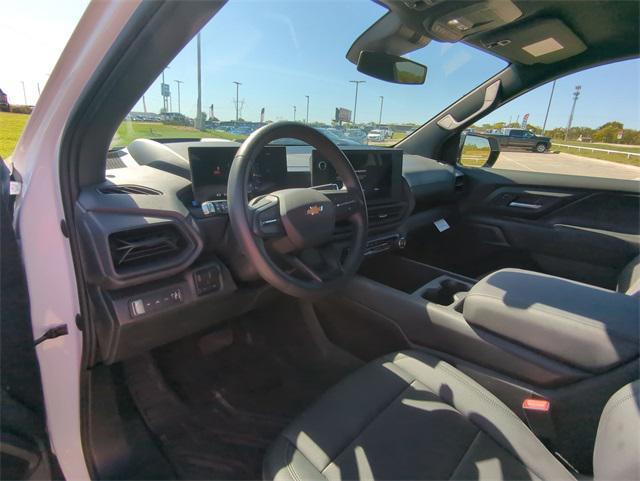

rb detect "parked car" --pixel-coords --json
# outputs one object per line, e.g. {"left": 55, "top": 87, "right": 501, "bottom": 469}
{"left": 344, "top": 128, "right": 367, "bottom": 143}
{"left": 0, "top": 88, "right": 9, "bottom": 112}
{"left": 367, "top": 129, "right": 391, "bottom": 142}
{"left": 490, "top": 128, "right": 551, "bottom": 153}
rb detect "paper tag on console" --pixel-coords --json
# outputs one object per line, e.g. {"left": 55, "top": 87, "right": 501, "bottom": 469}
{"left": 434, "top": 218, "right": 450, "bottom": 232}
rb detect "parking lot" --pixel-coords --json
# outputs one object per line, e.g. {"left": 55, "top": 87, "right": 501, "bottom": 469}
{"left": 494, "top": 151, "right": 640, "bottom": 180}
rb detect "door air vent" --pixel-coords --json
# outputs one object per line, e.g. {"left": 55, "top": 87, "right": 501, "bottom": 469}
{"left": 99, "top": 185, "right": 162, "bottom": 195}
{"left": 109, "top": 225, "right": 186, "bottom": 271}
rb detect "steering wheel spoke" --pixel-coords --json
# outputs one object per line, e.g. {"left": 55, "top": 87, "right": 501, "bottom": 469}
{"left": 282, "top": 253, "right": 324, "bottom": 283}
{"left": 248, "top": 195, "right": 285, "bottom": 238}
{"left": 322, "top": 190, "right": 361, "bottom": 221}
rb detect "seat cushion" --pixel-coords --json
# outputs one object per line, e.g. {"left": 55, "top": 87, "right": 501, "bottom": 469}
{"left": 263, "top": 350, "right": 574, "bottom": 481}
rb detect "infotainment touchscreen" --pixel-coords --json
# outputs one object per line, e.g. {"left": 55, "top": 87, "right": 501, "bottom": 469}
{"left": 188, "top": 145, "right": 287, "bottom": 203}
{"left": 311, "top": 149, "right": 403, "bottom": 203}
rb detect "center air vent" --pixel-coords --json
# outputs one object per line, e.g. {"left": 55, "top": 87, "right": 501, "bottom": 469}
{"left": 109, "top": 225, "right": 186, "bottom": 271}
{"left": 99, "top": 185, "right": 162, "bottom": 195}
{"left": 368, "top": 203, "right": 405, "bottom": 226}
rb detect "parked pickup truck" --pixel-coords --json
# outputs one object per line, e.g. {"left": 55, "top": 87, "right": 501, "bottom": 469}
{"left": 489, "top": 128, "right": 551, "bottom": 153}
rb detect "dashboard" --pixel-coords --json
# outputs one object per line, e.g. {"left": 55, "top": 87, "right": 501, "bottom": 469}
{"left": 78, "top": 138, "right": 457, "bottom": 365}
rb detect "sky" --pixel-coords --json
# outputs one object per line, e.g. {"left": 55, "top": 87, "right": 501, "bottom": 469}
{"left": 1, "top": 0, "right": 638, "bottom": 130}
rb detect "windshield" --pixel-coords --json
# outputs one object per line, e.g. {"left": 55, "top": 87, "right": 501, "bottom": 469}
{"left": 110, "top": 0, "right": 507, "bottom": 150}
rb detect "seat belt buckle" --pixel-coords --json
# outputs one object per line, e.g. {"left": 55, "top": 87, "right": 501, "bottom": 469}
{"left": 522, "top": 397, "right": 555, "bottom": 444}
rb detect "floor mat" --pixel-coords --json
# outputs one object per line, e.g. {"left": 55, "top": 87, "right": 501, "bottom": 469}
{"left": 124, "top": 304, "right": 360, "bottom": 480}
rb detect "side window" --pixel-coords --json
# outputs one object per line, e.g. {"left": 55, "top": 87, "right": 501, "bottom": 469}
{"left": 459, "top": 59, "right": 640, "bottom": 181}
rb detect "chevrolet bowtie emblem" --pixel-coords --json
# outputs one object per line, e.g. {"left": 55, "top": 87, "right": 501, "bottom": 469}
{"left": 306, "top": 205, "right": 324, "bottom": 216}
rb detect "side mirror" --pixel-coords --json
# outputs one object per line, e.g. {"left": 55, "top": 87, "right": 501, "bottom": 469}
{"left": 356, "top": 51, "right": 427, "bottom": 85}
{"left": 458, "top": 133, "right": 500, "bottom": 168}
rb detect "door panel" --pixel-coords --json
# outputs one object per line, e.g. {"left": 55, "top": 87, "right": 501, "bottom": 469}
{"left": 452, "top": 167, "right": 639, "bottom": 287}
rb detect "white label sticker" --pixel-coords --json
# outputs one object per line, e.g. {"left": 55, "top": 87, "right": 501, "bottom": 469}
{"left": 434, "top": 218, "right": 450, "bottom": 232}
{"left": 9, "top": 181, "right": 21, "bottom": 196}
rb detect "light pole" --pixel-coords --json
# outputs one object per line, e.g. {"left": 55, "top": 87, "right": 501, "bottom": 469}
{"left": 293, "top": 105, "right": 297, "bottom": 121}
{"left": 174, "top": 80, "right": 183, "bottom": 114}
{"left": 21, "top": 81, "right": 27, "bottom": 105}
{"left": 541, "top": 80, "right": 556, "bottom": 135}
{"left": 196, "top": 33, "right": 202, "bottom": 129}
{"left": 349, "top": 80, "right": 365, "bottom": 125}
{"left": 233, "top": 81, "right": 242, "bottom": 122}
{"left": 564, "top": 85, "right": 582, "bottom": 141}
{"left": 305, "top": 95, "right": 310, "bottom": 123}
{"left": 378, "top": 96, "right": 384, "bottom": 127}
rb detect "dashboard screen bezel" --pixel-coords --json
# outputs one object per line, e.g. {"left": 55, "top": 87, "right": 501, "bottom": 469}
{"left": 188, "top": 145, "right": 287, "bottom": 203}
{"left": 311, "top": 148, "right": 404, "bottom": 204}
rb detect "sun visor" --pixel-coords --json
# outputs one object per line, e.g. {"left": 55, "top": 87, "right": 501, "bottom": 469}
{"left": 346, "top": 12, "right": 430, "bottom": 65}
{"left": 481, "top": 18, "right": 587, "bottom": 65}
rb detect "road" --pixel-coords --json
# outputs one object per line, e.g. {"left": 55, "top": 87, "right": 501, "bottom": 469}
{"left": 494, "top": 151, "right": 640, "bottom": 181}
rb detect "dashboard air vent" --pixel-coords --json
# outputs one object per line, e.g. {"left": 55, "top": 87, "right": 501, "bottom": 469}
{"left": 106, "top": 150, "right": 127, "bottom": 169}
{"left": 109, "top": 225, "right": 186, "bottom": 271}
{"left": 99, "top": 185, "right": 161, "bottom": 195}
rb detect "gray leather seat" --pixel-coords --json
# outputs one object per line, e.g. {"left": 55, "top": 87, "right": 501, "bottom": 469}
{"left": 263, "top": 350, "right": 639, "bottom": 481}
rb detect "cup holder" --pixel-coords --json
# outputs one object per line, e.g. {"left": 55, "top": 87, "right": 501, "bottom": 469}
{"left": 419, "top": 276, "right": 472, "bottom": 306}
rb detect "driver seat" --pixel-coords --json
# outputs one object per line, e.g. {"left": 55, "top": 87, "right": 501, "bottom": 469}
{"left": 263, "top": 350, "right": 639, "bottom": 481}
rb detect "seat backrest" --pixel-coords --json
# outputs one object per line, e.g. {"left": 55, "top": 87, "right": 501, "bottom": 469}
{"left": 617, "top": 255, "right": 640, "bottom": 296}
{"left": 593, "top": 380, "right": 639, "bottom": 481}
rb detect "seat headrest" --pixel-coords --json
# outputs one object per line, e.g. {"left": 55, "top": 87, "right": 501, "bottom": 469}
{"left": 594, "top": 380, "right": 640, "bottom": 481}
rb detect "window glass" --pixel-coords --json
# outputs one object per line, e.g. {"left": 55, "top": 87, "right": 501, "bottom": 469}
{"left": 109, "top": 0, "right": 506, "bottom": 150}
{"left": 460, "top": 59, "right": 640, "bottom": 181}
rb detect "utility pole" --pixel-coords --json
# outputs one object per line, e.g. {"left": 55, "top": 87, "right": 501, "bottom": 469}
{"left": 542, "top": 80, "right": 556, "bottom": 134}
{"left": 174, "top": 80, "right": 183, "bottom": 114}
{"left": 21, "top": 81, "right": 27, "bottom": 105}
{"left": 305, "top": 95, "right": 310, "bottom": 123}
{"left": 142, "top": 95, "right": 147, "bottom": 113}
{"left": 293, "top": 105, "right": 297, "bottom": 121}
{"left": 349, "top": 80, "right": 365, "bottom": 125}
{"left": 564, "top": 85, "right": 581, "bottom": 141}
{"left": 378, "top": 96, "right": 384, "bottom": 127}
{"left": 233, "top": 81, "right": 242, "bottom": 122}
{"left": 196, "top": 33, "right": 202, "bottom": 129}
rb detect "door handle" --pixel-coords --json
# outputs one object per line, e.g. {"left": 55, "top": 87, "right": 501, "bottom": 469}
{"left": 508, "top": 201, "right": 542, "bottom": 210}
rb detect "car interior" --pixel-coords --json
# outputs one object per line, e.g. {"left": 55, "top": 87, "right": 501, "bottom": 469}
{"left": 4, "top": 0, "right": 637, "bottom": 480}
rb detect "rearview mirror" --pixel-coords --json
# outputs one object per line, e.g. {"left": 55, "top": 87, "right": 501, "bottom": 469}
{"left": 356, "top": 51, "right": 427, "bottom": 85}
{"left": 458, "top": 132, "right": 500, "bottom": 167}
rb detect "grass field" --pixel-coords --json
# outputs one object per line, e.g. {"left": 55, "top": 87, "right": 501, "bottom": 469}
{"left": 552, "top": 142, "right": 640, "bottom": 167}
{"left": 0, "top": 112, "right": 30, "bottom": 159}
{"left": 111, "top": 121, "right": 247, "bottom": 147}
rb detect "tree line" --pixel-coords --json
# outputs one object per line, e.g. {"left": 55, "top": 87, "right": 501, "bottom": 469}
{"left": 473, "top": 121, "right": 640, "bottom": 145}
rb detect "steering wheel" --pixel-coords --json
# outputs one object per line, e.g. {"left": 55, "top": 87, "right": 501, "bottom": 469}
{"left": 227, "top": 121, "right": 368, "bottom": 298}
